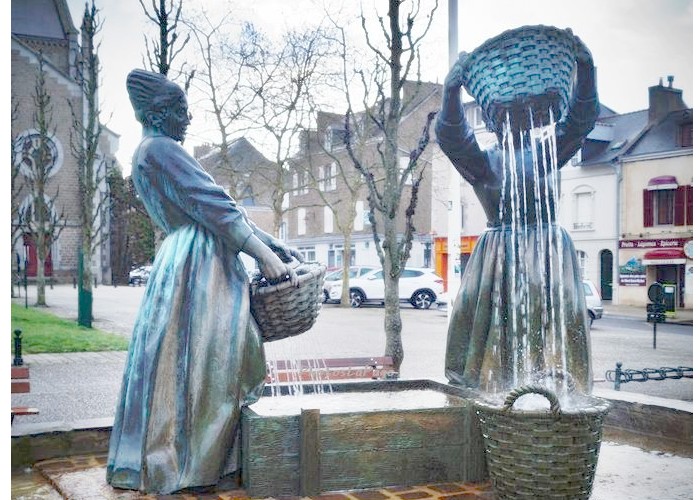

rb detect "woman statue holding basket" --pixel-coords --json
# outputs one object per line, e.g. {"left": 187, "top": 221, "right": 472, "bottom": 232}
{"left": 107, "top": 69, "right": 300, "bottom": 494}
{"left": 437, "top": 27, "right": 599, "bottom": 395}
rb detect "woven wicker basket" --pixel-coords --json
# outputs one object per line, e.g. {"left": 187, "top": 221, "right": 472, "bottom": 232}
{"left": 250, "top": 261, "right": 326, "bottom": 342}
{"left": 474, "top": 385, "right": 609, "bottom": 499}
{"left": 463, "top": 25, "right": 578, "bottom": 132}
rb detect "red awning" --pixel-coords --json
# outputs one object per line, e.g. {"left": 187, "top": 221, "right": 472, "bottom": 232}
{"left": 642, "top": 248, "right": 687, "bottom": 265}
{"left": 646, "top": 175, "right": 678, "bottom": 191}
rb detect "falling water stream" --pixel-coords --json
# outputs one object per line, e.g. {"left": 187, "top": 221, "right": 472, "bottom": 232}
{"left": 493, "top": 109, "right": 574, "bottom": 409}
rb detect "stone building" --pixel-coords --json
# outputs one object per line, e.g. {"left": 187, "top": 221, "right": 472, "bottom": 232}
{"left": 194, "top": 138, "right": 279, "bottom": 271}
{"left": 286, "top": 81, "right": 442, "bottom": 270}
{"left": 11, "top": 0, "right": 118, "bottom": 284}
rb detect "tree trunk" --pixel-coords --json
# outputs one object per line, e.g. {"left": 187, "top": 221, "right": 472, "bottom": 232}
{"left": 340, "top": 234, "right": 353, "bottom": 306}
{"left": 78, "top": 244, "right": 93, "bottom": 327}
{"left": 35, "top": 231, "right": 47, "bottom": 306}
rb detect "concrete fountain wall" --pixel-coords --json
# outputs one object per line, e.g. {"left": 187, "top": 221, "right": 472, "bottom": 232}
{"left": 241, "top": 379, "right": 488, "bottom": 497}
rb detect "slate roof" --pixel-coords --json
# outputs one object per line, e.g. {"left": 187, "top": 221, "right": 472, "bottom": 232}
{"left": 625, "top": 108, "right": 693, "bottom": 157}
{"left": 578, "top": 109, "right": 649, "bottom": 166}
{"left": 11, "top": 0, "right": 77, "bottom": 40}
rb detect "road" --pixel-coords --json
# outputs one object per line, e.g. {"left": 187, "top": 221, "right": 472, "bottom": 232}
{"left": 10, "top": 285, "right": 693, "bottom": 426}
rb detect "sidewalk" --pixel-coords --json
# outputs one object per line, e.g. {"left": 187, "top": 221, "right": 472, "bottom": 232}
{"left": 603, "top": 301, "right": 693, "bottom": 325}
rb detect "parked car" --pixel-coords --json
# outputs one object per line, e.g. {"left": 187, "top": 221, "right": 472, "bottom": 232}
{"left": 582, "top": 279, "right": 603, "bottom": 326}
{"left": 129, "top": 265, "right": 152, "bottom": 286}
{"left": 322, "top": 266, "right": 378, "bottom": 303}
{"left": 328, "top": 267, "right": 444, "bottom": 309}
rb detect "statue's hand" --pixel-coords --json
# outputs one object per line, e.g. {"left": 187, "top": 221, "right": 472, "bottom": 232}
{"left": 260, "top": 253, "right": 299, "bottom": 287}
{"left": 269, "top": 239, "right": 304, "bottom": 264}
{"left": 444, "top": 51, "right": 470, "bottom": 91}
{"left": 572, "top": 34, "right": 593, "bottom": 67}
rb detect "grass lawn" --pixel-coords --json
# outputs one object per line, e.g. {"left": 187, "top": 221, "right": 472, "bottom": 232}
{"left": 10, "top": 303, "right": 130, "bottom": 354}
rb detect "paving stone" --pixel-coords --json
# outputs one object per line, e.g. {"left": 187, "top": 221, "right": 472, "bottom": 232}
{"left": 347, "top": 490, "right": 390, "bottom": 500}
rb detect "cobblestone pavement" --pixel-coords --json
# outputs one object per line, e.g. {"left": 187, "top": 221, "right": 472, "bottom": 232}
{"left": 15, "top": 453, "right": 495, "bottom": 500}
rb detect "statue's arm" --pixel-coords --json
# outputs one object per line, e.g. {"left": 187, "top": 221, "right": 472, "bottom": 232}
{"left": 556, "top": 36, "right": 600, "bottom": 168}
{"left": 141, "top": 141, "right": 296, "bottom": 282}
{"left": 436, "top": 53, "right": 490, "bottom": 184}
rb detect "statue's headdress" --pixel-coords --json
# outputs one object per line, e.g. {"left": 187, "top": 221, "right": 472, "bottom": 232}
{"left": 126, "top": 69, "right": 182, "bottom": 125}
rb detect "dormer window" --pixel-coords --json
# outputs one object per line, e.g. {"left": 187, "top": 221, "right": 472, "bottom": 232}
{"left": 324, "top": 127, "right": 334, "bottom": 150}
{"left": 679, "top": 122, "right": 692, "bottom": 147}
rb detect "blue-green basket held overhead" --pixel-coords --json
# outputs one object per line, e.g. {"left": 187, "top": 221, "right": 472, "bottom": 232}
{"left": 462, "top": 25, "right": 578, "bottom": 132}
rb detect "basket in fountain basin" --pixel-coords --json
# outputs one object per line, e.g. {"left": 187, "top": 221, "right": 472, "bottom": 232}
{"left": 462, "top": 25, "right": 578, "bottom": 132}
{"left": 473, "top": 385, "right": 609, "bottom": 500}
{"left": 250, "top": 261, "right": 326, "bottom": 342}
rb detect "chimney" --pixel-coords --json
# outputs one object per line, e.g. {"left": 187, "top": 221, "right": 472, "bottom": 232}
{"left": 648, "top": 76, "right": 686, "bottom": 122}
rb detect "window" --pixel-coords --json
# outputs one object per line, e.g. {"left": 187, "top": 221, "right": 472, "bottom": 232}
{"left": 354, "top": 201, "right": 364, "bottom": 231}
{"left": 655, "top": 189, "right": 674, "bottom": 225}
{"left": 297, "top": 208, "right": 306, "bottom": 236}
{"left": 679, "top": 123, "right": 692, "bottom": 148}
{"left": 240, "top": 185, "right": 255, "bottom": 206}
{"left": 324, "top": 127, "right": 335, "bottom": 150}
{"left": 319, "top": 162, "right": 337, "bottom": 191}
{"left": 324, "top": 206, "right": 334, "bottom": 233}
{"left": 328, "top": 244, "right": 355, "bottom": 268}
{"left": 278, "top": 222, "right": 287, "bottom": 241}
{"left": 13, "top": 129, "right": 64, "bottom": 178}
{"left": 399, "top": 156, "right": 413, "bottom": 185}
{"left": 297, "top": 246, "right": 316, "bottom": 262}
{"left": 573, "top": 189, "right": 593, "bottom": 230}
{"left": 576, "top": 250, "right": 587, "bottom": 277}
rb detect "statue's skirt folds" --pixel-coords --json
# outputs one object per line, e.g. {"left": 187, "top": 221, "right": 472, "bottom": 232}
{"left": 445, "top": 224, "right": 592, "bottom": 393}
{"left": 106, "top": 223, "right": 266, "bottom": 494}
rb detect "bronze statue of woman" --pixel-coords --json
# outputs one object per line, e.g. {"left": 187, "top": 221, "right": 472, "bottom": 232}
{"left": 437, "top": 32, "right": 599, "bottom": 394}
{"left": 107, "top": 69, "right": 298, "bottom": 494}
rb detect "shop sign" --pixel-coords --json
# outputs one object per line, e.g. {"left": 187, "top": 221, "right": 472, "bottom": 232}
{"left": 619, "top": 237, "right": 690, "bottom": 249}
{"left": 619, "top": 256, "right": 646, "bottom": 286}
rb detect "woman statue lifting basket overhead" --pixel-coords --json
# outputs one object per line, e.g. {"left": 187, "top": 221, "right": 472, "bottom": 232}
{"left": 437, "top": 26, "right": 600, "bottom": 394}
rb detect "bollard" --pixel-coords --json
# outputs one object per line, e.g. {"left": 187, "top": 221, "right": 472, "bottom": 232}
{"left": 614, "top": 361, "right": 622, "bottom": 391}
{"left": 13, "top": 329, "right": 24, "bottom": 367}
{"left": 73, "top": 276, "right": 77, "bottom": 289}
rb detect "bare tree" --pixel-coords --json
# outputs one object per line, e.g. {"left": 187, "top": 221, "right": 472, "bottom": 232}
{"left": 139, "top": 0, "right": 193, "bottom": 89}
{"left": 13, "top": 55, "right": 67, "bottom": 306}
{"left": 185, "top": 16, "right": 263, "bottom": 201}
{"left": 69, "top": 1, "right": 109, "bottom": 327}
{"left": 246, "top": 25, "right": 336, "bottom": 235}
{"left": 11, "top": 98, "right": 22, "bottom": 297}
{"left": 341, "top": 0, "right": 438, "bottom": 369}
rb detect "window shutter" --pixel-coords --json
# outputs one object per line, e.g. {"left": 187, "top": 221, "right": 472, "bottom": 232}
{"left": 643, "top": 189, "right": 653, "bottom": 227}
{"left": 687, "top": 185, "right": 693, "bottom": 225}
{"left": 674, "top": 186, "right": 686, "bottom": 226}
{"left": 318, "top": 166, "right": 324, "bottom": 192}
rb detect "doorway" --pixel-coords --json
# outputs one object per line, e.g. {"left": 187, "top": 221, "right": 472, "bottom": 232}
{"left": 599, "top": 249, "right": 613, "bottom": 300}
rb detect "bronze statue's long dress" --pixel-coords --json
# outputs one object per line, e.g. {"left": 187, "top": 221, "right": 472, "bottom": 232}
{"left": 106, "top": 135, "right": 267, "bottom": 493}
{"left": 436, "top": 84, "right": 599, "bottom": 394}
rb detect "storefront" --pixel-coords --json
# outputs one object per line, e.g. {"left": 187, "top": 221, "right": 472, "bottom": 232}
{"left": 618, "top": 237, "right": 692, "bottom": 309}
{"left": 433, "top": 235, "right": 479, "bottom": 289}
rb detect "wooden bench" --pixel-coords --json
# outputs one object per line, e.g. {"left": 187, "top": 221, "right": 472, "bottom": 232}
{"left": 11, "top": 366, "right": 39, "bottom": 423}
{"left": 266, "top": 356, "right": 397, "bottom": 383}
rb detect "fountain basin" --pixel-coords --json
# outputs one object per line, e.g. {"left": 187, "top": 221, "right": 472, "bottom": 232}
{"left": 241, "top": 379, "right": 487, "bottom": 497}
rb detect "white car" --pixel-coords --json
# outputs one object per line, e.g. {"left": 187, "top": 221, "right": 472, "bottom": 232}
{"left": 322, "top": 266, "right": 379, "bottom": 303}
{"left": 129, "top": 265, "right": 152, "bottom": 286}
{"left": 329, "top": 267, "right": 444, "bottom": 309}
{"left": 582, "top": 279, "right": 604, "bottom": 326}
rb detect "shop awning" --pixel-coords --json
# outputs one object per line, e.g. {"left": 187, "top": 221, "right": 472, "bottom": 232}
{"left": 642, "top": 248, "right": 687, "bottom": 265}
{"left": 646, "top": 175, "right": 678, "bottom": 191}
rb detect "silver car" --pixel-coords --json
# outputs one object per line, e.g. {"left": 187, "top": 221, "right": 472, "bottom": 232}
{"left": 582, "top": 279, "right": 603, "bottom": 326}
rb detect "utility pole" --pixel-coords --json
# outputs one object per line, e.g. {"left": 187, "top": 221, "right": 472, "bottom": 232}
{"left": 446, "top": 0, "right": 461, "bottom": 316}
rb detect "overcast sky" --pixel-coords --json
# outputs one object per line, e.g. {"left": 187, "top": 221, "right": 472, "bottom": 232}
{"left": 61, "top": 0, "right": 693, "bottom": 175}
